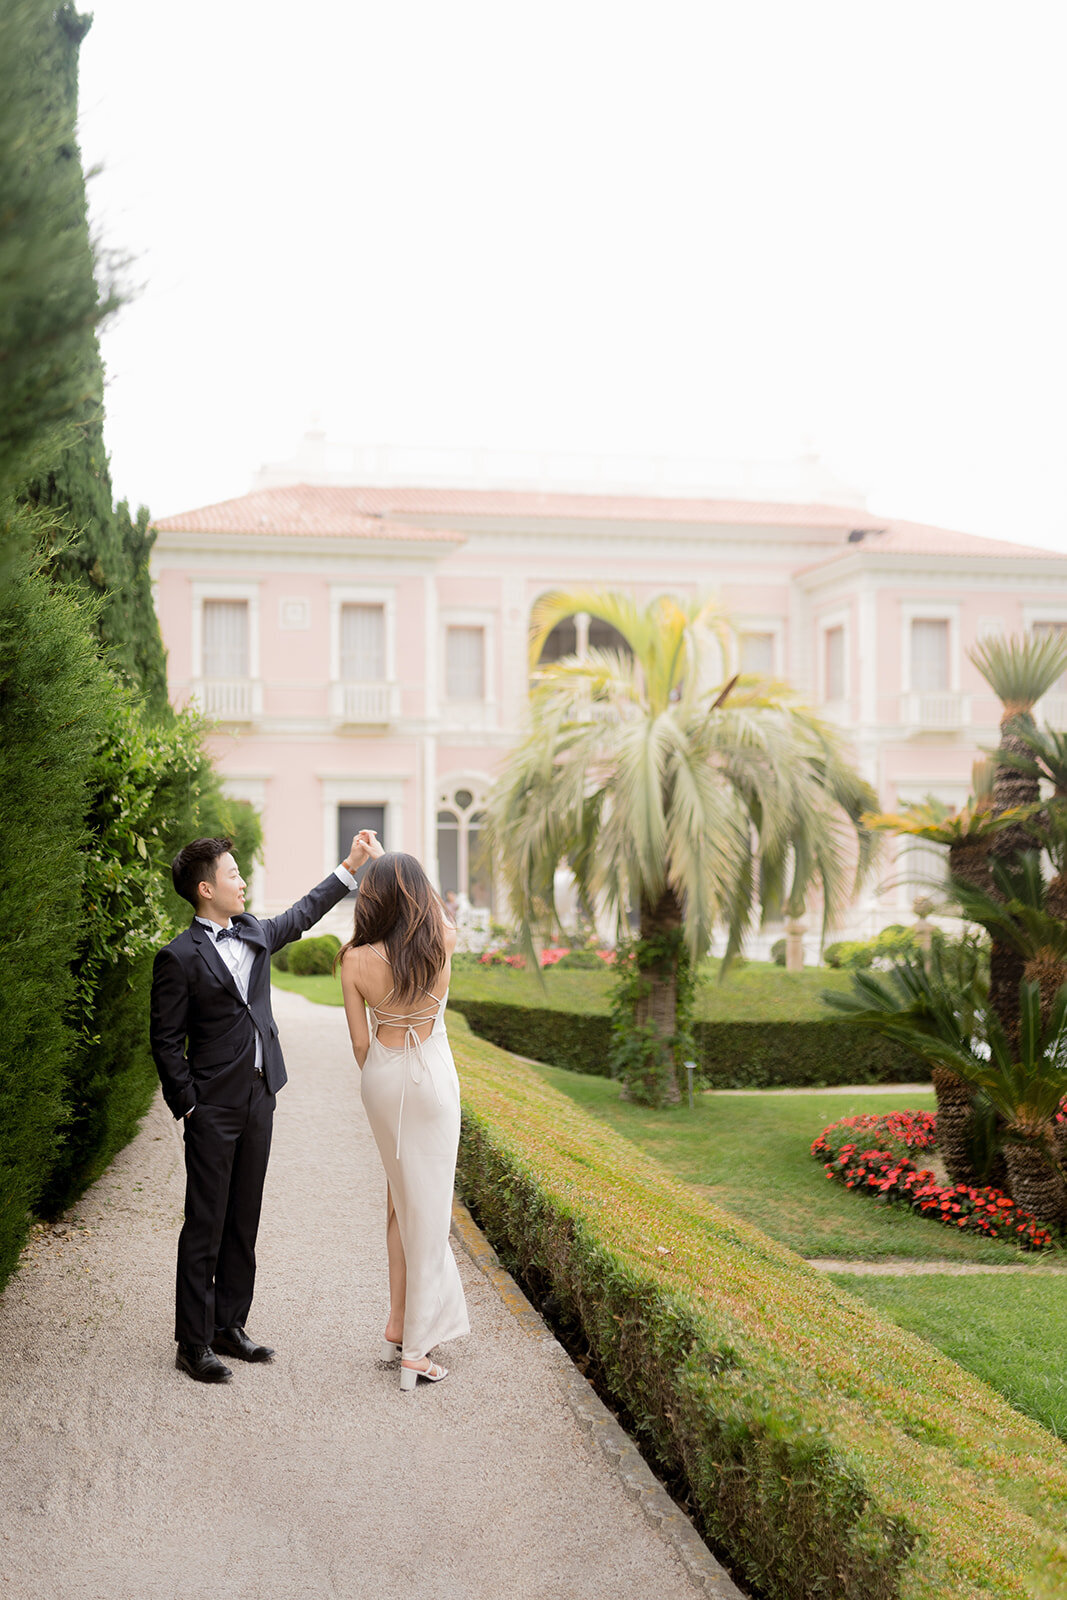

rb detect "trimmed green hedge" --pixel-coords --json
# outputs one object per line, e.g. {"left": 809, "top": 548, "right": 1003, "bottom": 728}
{"left": 451, "top": 1020, "right": 1067, "bottom": 1600}
{"left": 288, "top": 933, "right": 341, "bottom": 977}
{"left": 447, "top": 997, "right": 928, "bottom": 1088}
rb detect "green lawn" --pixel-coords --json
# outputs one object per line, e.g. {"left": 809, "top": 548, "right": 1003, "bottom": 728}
{"left": 524, "top": 1064, "right": 1037, "bottom": 1265}
{"left": 447, "top": 956, "right": 856, "bottom": 1020}
{"left": 272, "top": 955, "right": 856, "bottom": 1021}
{"left": 271, "top": 969, "right": 344, "bottom": 1005}
{"left": 832, "top": 1273, "right": 1067, "bottom": 1440}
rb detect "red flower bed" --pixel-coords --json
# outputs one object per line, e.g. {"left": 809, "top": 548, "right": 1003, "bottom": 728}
{"left": 812, "top": 1112, "right": 1054, "bottom": 1251}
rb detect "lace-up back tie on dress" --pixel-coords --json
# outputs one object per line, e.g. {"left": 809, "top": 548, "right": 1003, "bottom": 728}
{"left": 358, "top": 947, "right": 470, "bottom": 1364}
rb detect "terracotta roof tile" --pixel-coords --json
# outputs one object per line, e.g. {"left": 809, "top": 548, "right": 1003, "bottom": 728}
{"left": 152, "top": 485, "right": 464, "bottom": 543}
{"left": 153, "top": 483, "right": 1061, "bottom": 565}
{"left": 796, "top": 518, "right": 1059, "bottom": 572}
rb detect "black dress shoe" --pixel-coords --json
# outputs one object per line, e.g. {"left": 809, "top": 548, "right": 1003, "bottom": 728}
{"left": 176, "top": 1342, "right": 232, "bottom": 1383}
{"left": 212, "top": 1324, "right": 275, "bottom": 1362}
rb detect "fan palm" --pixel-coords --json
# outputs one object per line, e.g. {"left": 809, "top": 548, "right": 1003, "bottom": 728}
{"left": 826, "top": 938, "right": 991, "bottom": 1184}
{"left": 862, "top": 769, "right": 1026, "bottom": 897}
{"left": 953, "top": 854, "right": 1067, "bottom": 1028}
{"left": 994, "top": 722, "right": 1067, "bottom": 919}
{"left": 828, "top": 959, "right": 1067, "bottom": 1227}
{"left": 487, "top": 590, "right": 878, "bottom": 1103}
{"left": 967, "top": 634, "right": 1067, "bottom": 1045}
{"left": 969, "top": 632, "right": 1067, "bottom": 838}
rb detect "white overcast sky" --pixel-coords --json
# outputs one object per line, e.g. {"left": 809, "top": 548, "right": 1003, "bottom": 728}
{"left": 78, "top": 1, "right": 1067, "bottom": 547}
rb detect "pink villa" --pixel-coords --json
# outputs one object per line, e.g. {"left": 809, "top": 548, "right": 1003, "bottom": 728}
{"left": 151, "top": 447, "right": 1067, "bottom": 953}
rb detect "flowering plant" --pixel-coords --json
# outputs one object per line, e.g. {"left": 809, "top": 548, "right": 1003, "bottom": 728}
{"left": 478, "top": 950, "right": 526, "bottom": 969}
{"left": 812, "top": 1112, "right": 1054, "bottom": 1251}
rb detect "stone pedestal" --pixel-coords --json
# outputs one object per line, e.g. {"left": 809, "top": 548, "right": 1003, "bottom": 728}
{"left": 785, "top": 915, "right": 807, "bottom": 973}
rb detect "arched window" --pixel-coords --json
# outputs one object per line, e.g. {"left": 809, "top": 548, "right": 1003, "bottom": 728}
{"left": 537, "top": 616, "right": 578, "bottom": 663}
{"left": 436, "top": 784, "right": 493, "bottom": 909}
{"left": 587, "top": 616, "right": 631, "bottom": 657}
{"left": 531, "top": 599, "right": 633, "bottom": 670}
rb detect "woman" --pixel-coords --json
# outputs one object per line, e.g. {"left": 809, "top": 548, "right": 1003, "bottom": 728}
{"left": 339, "top": 835, "right": 469, "bottom": 1389}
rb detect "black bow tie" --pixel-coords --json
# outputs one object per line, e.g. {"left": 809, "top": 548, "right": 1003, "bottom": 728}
{"left": 215, "top": 925, "right": 243, "bottom": 943}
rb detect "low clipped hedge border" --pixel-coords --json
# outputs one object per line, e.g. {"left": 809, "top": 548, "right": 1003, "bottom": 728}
{"left": 448, "top": 998, "right": 928, "bottom": 1088}
{"left": 450, "top": 1016, "right": 1067, "bottom": 1600}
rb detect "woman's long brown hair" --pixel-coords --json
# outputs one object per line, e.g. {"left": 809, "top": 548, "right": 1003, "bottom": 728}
{"left": 336, "top": 853, "right": 448, "bottom": 1001}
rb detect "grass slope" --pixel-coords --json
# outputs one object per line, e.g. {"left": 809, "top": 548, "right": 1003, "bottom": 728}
{"left": 529, "top": 1064, "right": 1021, "bottom": 1263}
{"left": 830, "top": 1274, "right": 1067, "bottom": 1442}
{"left": 451, "top": 1017, "right": 1067, "bottom": 1600}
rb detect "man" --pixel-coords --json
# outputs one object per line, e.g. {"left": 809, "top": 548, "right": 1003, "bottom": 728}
{"left": 150, "top": 832, "right": 374, "bottom": 1383}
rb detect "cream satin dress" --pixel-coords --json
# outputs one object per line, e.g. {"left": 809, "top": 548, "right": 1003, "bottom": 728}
{"left": 359, "top": 948, "right": 470, "bottom": 1362}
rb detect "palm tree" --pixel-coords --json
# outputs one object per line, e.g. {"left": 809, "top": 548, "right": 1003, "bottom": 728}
{"left": 828, "top": 959, "right": 1067, "bottom": 1228}
{"left": 827, "top": 937, "right": 992, "bottom": 1185}
{"left": 994, "top": 722, "right": 1067, "bottom": 920}
{"left": 967, "top": 633, "right": 1067, "bottom": 1042}
{"left": 861, "top": 764, "right": 1025, "bottom": 897}
{"left": 486, "top": 590, "right": 878, "bottom": 1104}
{"left": 953, "top": 856, "right": 1067, "bottom": 1028}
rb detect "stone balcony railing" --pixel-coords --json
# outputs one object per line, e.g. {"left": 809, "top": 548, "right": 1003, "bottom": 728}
{"left": 901, "top": 690, "right": 969, "bottom": 733}
{"left": 330, "top": 680, "right": 401, "bottom": 726}
{"left": 193, "top": 678, "right": 260, "bottom": 722}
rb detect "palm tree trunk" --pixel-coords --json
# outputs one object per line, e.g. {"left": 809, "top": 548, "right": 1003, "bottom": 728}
{"left": 633, "top": 885, "right": 683, "bottom": 1106}
{"left": 947, "top": 837, "right": 992, "bottom": 896}
{"left": 1002, "top": 1136, "right": 1067, "bottom": 1230}
{"left": 988, "top": 713, "right": 1036, "bottom": 1048}
{"left": 931, "top": 1065, "right": 983, "bottom": 1187}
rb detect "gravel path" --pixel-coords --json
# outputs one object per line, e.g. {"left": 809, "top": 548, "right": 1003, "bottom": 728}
{"left": 0, "top": 987, "right": 707, "bottom": 1600}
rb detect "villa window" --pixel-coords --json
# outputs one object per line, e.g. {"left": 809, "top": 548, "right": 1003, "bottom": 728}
{"left": 538, "top": 618, "right": 578, "bottom": 663}
{"left": 1033, "top": 621, "right": 1067, "bottom": 695}
{"left": 202, "top": 600, "right": 249, "bottom": 679}
{"left": 824, "top": 625, "right": 845, "bottom": 702}
{"left": 436, "top": 787, "right": 492, "bottom": 908}
{"left": 340, "top": 602, "right": 386, "bottom": 681}
{"left": 739, "top": 631, "right": 776, "bottom": 676}
{"left": 910, "top": 618, "right": 949, "bottom": 692}
{"left": 446, "top": 626, "right": 485, "bottom": 700}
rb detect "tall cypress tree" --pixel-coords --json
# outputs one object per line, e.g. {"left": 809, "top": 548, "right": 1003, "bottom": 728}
{"left": 20, "top": 5, "right": 169, "bottom": 714}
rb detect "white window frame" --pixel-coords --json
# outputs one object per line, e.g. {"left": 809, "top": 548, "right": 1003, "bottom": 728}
{"left": 441, "top": 608, "right": 496, "bottom": 710}
{"left": 192, "top": 581, "right": 261, "bottom": 681}
{"left": 900, "top": 602, "right": 959, "bottom": 694}
{"left": 436, "top": 774, "right": 494, "bottom": 909}
{"left": 816, "top": 607, "right": 850, "bottom": 705}
{"left": 329, "top": 585, "right": 397, "bottom": 684}
{"left": 319, "top": 776, "right": 407, "bottom": 878}
{"left": 1023, "top": 606, "right": 1067, "bottom": 725}
{"left": 327, "top": 584, "right": 399, "bottom": 725}
{"left": 733, "top": 618, "right": 785, "bottom": 678}
{"left": 190, "top": 580, "right": 262, "bottom": 720}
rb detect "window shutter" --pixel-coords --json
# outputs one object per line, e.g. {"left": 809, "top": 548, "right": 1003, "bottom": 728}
{"left": 910, "top": 619, "right": 949, "bottom": 692}
{"left": 203, "top": 601, "right": 249, "bottom": 678}
{"left": 446, "top": 626, "right": 485, "bottom": 700}
{"left": 340, "top": 604, "right": 386, "bottom": 681}
{"left": 824, "top": 626, "right": 845, "bottom": 701}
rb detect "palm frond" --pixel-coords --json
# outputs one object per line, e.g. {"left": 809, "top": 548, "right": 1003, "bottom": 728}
{"left": 969, "top": 631, "right": 1067, "bottom": 713}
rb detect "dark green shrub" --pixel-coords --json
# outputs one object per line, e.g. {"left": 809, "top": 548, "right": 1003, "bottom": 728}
{"left": 39, "top": 696, "right": 214, "bottom": 1214}
{"left": 288, "top": 934, "right": 341, "bottom": 976}
{"left": 271, "top": 944, "right": 290, "bottom": 972}
{"left": 447, "top": 997, "right": 927, "bottom": 1088}
{"left": 770, "top": 937, "right": 787, "bottom": 966}
{"left": 553, "top": 949, "right": 608, "bottom": 970}
{"left": 0, "top": 537, "right": 104, "bottom": 1279}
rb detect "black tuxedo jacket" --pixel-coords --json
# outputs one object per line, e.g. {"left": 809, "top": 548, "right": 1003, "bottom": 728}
{"left": 150, "top": 873, "right": 350, "bottom": 1119}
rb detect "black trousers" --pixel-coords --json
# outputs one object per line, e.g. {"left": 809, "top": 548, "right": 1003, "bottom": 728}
{"left": 175, "top": 1073, "right": 275, "bottom": 1344}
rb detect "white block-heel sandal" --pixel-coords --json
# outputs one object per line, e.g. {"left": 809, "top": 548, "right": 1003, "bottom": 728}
{"left": 399, "top": 1359, "right": 447, "bottom": 1391}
